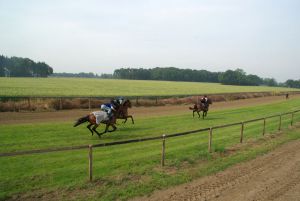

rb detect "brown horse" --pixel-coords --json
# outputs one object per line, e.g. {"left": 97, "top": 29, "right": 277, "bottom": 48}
{"left": 74, "top": 101, "right": 120, "bottom": 137}
{"left": 116, "top": 99, "right": 134, "bottom": 124}
{"left": 74, "top": 110, "right": 118, "bottom": 138}
{"left": 74, "top": 99, "right": 134, "bottom": 137}
{"left": 189, "top": 99, "right": 212, "bottom": 119}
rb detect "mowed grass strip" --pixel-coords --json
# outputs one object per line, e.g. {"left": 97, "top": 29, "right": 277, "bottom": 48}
{"left": 0, "top": 77, "right": 298, "bottom": 97}
{"left": 0, "top": 99, "right": 300, "bottom": 200}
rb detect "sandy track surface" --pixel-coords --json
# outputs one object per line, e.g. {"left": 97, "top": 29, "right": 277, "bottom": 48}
{"left": 133, "top": 139, "right": 300, "bottom": 201}
{"left": 0, "top": 95, "right": 298, "bottom": 125}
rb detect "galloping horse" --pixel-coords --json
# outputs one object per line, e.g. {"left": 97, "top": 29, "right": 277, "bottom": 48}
{"left": 74, "top": 99, "right": 134, "bottom": 137}
{"left": 116, "top": 99, "right": 134, "bottom": 124}
{"left": 189, "top": 98, "right": 212, "bottom": 119}
{"left": 74, "top": 110, "right": 117, "bottom": 137}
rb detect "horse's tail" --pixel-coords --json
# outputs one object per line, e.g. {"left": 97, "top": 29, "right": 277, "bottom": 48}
{"left": 74, "top": 115, "right": 89, "bottom": 127}
{"left": 189, "top": 107, "right": 194, "bottom": 110}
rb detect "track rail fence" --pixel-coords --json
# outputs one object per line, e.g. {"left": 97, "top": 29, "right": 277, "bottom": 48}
{"left": 1, "top": 110, "right": 299, "bottom": 181}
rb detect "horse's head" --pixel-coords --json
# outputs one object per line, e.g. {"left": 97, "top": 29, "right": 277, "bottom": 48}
{"left": 123, "top": 99, "right": 132, "bottom": 108}
{"left": 207, "top": 98, "right": 213, "bottom": 105}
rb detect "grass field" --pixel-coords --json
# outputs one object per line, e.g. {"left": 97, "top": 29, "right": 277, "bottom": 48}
{"left": 1, "top": 98, "right": 300, "bottom": 200}
{"left": 0, "top": 77, "right": 299, "bottom": 97}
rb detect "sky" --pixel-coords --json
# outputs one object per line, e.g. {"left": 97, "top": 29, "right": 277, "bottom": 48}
{"left": 0, "top": 0, "right": 299, "bottom": 82}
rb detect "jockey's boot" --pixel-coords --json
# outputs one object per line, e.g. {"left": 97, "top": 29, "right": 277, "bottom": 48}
{"left": 108, "top": 113, "right": 113, "bottom": 121}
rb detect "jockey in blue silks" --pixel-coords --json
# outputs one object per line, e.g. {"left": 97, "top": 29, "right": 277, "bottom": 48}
{"left": 101, "top": 97, "right": 125, "bottom": 120}
{"left": 100, "top": 103, "right": 116, "bottom": 119}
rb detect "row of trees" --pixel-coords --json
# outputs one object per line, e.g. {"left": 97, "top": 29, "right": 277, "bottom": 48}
{"left": 52, "top": 72, "right": 100, "bottom": 78}
{"left": 218, "top": 69, "right": 278, "bottom": 86}
{"left": 113, "top": 67, "right": 280, "bottom": 86}
{"left": 0, "top": 55, "right": 53, "bottom": 77}
{"left": 51, "top": 72, "right": 114, "bottom": 79}
{"left": 285, "top": 79, "right": 300, "bottom": 88}
{"left": 114, "top": 67, "right": 220, "bottom": 82}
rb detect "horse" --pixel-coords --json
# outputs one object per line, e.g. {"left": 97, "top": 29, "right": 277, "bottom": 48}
{"left": 73, "top": 99, "right": 134, "bottom": 137}
{"left": 74, "top": 109, "right": 118, "bottom": 138}
{"left": 116, "top": 99, "right": 134, "bottom": 124}
{"left": 189, "top": 98, "right": 212, "bottom": 119}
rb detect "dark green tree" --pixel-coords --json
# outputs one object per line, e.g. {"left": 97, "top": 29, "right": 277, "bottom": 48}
{"left": 0, "top": 55, "right": 53, "bottom": 77}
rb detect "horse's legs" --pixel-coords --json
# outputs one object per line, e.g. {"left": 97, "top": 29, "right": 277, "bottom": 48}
{"left": 108, "top": 124, "right": 117, "bottom": 132}
{"left": 197, "top": 111, "right": 201, "bottom": 118}
{"left": 121, "top": 115, "right": 134, "bottom": 124}
{"left": 92, "top": 124, "right": 102, "bottom": 137}
{"left": 129, "top": 115, "right": 134, "bottom": 124}
{"left": 104, "top": 124, "right": 109, "bottom": 133}
{"left": 87, "top": 123, "right": 93, "bottom": 135}
{"left": 124, "top": 115, "right": 134, "bottom": 124}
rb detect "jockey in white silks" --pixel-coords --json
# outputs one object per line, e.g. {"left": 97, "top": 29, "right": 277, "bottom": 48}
{"left": 200, "top": 95, "right": 209, "bottom": 108}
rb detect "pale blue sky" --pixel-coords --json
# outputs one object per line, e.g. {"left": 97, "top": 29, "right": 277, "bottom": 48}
{"left": 0, "top": 0, "right": 299, "bottom": 81}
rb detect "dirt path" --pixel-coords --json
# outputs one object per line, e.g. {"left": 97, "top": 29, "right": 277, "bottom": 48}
{"left": 133, "top": 139, "right": 300, "bottom": 201}
{"left": 0, "top": 95, "right": 298, "bottom": 125}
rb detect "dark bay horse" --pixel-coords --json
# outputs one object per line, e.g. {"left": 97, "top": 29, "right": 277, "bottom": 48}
{"left": 189, "top": 99, "right": 212, "bottom": 119}
{"left": 116, "top": 99, "right": 134, "bottom": 124}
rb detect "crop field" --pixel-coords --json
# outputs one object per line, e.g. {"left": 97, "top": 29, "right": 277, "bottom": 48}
{"left": 0, "top": 77, "right": 299, "bottom": 97}
{"left": 1, "top": 98, "right": 300, "bottom": 200}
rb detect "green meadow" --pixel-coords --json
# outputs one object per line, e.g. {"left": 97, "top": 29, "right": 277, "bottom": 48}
{"left": 0, "top": 77, "right": 298, "bottom": 97}
{"left": 1, "top": 98, "right": 300, "bottom": 200}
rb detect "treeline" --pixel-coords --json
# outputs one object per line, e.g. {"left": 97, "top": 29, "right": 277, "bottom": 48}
{"left": 52, "top": 72, "right": 100, "bottom": 78}
{"left": 285, "top": 79, "right": 300, "bottom": 88}
{"left": 0, "top": 55, "right": 53, "bottom": 77}
{"left": 218, "top": 69, "right": 278, "bottom": 86}
{"left": 113, "top": 67, "right": 280, "bottom": 86}
{"left": 114, "top": 67, "right": 220, "bottom": 82}
{"left": 51, "top": 72, "right": 113, "bottom": 79}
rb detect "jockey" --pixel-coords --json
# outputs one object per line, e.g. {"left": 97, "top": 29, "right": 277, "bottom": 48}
{"left": 116, "top": 97, "right": 124, "bottom": 105}
{"left": 100, "top": 103, "right": 116, "bottom": 119}
{"left": 200, "top": 95, "right": 209, "bottom": 108}
{"left": 111, "top": 97, "right": 124, "bottom": 107}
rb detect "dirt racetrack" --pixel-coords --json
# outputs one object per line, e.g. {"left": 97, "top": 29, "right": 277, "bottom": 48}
{"left": 134, "top": 138, "right": 300, "bottom": 201}
{"left": 0, "top": 94, "right": 298, "bottom": 125}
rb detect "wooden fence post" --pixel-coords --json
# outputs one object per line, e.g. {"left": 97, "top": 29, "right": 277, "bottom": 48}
{"left": 88, "top": 145, "right": 93, "bottom": 182}
{"left": 208, "top": 127, "right": 213, "bottom": 153}
{"left": 13, "top": 99, "right": 16, "bottom": 112}
{"left": 28, "top": 98, "right": 31, "bottom": 110}
{"left": 88, "top": 98, "right": 91, "bottom": 110}
{"left": 279, "top": 115, "right": 282, "bottom": 131}
{"left": 59, "top": 98, "right": 63, "bottom": 110}
{"left": 136, "top": 97, "right": 139, "bottom": 105}
{"left": 291, "top": 112, "right": 294, "bottom": 126}
{"left": 240, "top": 122, "right": 244, "bottom": 143}
{"left": 263, "top": 118, "right": 266, "bottom": 136}
{"left": 161, "top": 134, "right": 166, "bottom": 167}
